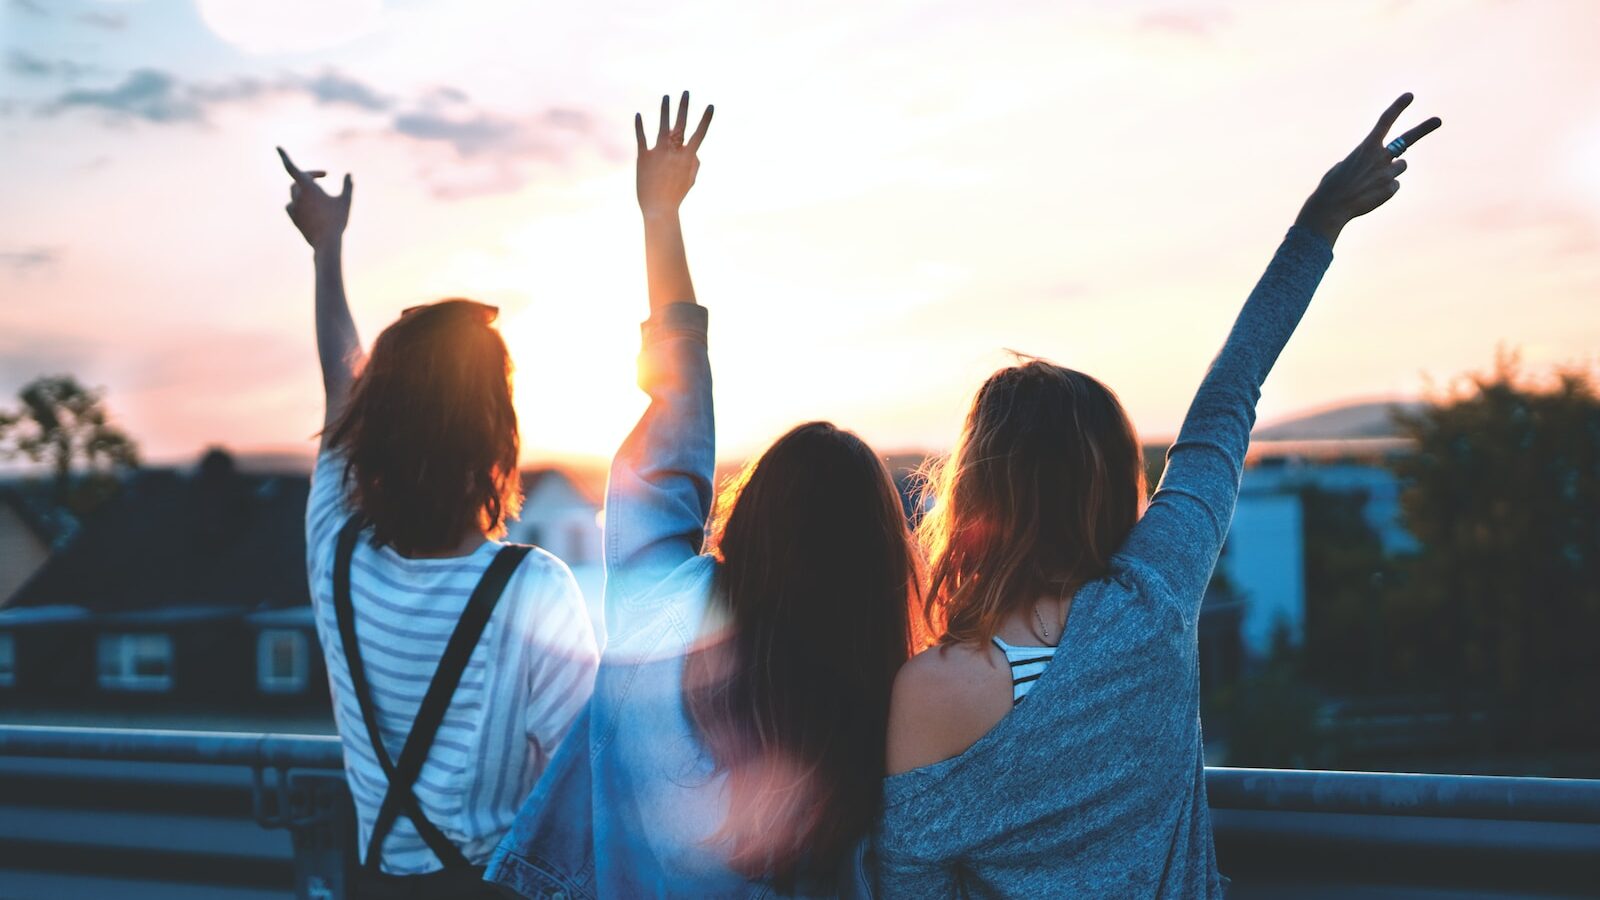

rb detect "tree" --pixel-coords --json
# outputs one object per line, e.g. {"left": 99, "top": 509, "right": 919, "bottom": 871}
{"left": 1299, "top": 485, "right": 1393, "bottom": 694}
{"left": 1389, "top": 354, "right": 1600, "bottom": 755}
{"left": 0, "top": 375, "right": 139, "bottom": 509}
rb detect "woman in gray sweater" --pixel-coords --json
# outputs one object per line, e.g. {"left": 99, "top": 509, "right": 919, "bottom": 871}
{"left": 879, "top": 94, "right": 1442, "bottom": 897}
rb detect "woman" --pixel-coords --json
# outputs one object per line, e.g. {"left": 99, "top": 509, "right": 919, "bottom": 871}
{"left": 879, "top": 95, "right": 1442, "bottom": 897}
{"left": 279, "top": 148, "right": 599, "bottom": 898}
{"left": 488, "top": 94, "right": 919, "bottom": 898}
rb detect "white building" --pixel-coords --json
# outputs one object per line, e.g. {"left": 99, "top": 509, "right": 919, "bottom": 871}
{"left": 1221, "top": 452, "right": 1414, "bottom": 659}
{"left": 506, "top": 468, "right": 607, "bottom": 642}
{"left": 1220, "top": 484, "right": 1307, "bottom": 656}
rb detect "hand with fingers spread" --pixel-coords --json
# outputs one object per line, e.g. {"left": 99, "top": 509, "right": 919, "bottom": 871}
{"left": 636, "top": 92, "right": 713, "bottom": 311}
{"left": 278, "top": 146, "right": 353, "bottom": 252}
{"left": 1295, "top": 93, "right": 1442, "bottom": 246}
{"left": 635, "top": 91, "right": 714, "bottom": 220}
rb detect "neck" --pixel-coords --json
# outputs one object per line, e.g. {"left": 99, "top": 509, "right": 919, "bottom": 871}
{"left": 403, "top": 530, "right": 490, "bottom": 559}
{"left": 994, "top": 592, "right": 1072, "bottom": 647}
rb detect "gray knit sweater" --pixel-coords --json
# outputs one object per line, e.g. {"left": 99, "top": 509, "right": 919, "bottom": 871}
{"left": 874, "top": 226, "right": 1334, "bottom": 898}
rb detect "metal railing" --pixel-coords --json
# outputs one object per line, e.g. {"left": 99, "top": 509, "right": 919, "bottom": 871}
{"left": 2, "top": 725, "right": 1599, "bottom": 898}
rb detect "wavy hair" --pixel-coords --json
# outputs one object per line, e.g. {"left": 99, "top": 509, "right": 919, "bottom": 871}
{"left": 326, "top": 298, "right": 521, "bottom": 556}
{"left": 684, "top": 422, "right": 920, "bottom": 890}
{"left": 919, "top": 358, "right": 1145, "bottom": 645}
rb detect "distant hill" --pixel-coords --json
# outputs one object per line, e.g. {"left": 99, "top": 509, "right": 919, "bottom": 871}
{"left": 231, "top": 449, "right": 316, "bottom": 474}
{"left": 1253, "top": 400, "right": 1424, "bottom": 441}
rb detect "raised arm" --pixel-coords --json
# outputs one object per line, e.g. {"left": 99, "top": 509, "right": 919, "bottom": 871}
{"left": 278, "top": 147, "right": 361, "bottom": 438}
{"left": 604, "top": 93, "right": 718, "bottom": 635}
{"left": 1119, "top": 94, "right": 1442, "bottom": 612}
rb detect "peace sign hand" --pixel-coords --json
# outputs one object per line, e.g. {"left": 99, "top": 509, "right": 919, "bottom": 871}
{"left": 277, "top": 146, "right": 353, "bottom": 252}
{"left": 1295, "top": 93, "right": 1442, "bottom": 245}
{"left": 635, "top": 91, "right": 713, "bottom": 219}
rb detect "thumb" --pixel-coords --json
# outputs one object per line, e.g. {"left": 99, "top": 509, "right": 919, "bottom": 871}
{"left": 340, "top": 173, "right": 354, "bottom": 201}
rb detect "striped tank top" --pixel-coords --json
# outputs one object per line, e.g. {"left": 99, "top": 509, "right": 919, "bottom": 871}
{"left": 992, "top": 636, "right": 1058, "bottom": 704}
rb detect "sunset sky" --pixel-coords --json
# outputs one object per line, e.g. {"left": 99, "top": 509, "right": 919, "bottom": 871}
{"left": 2, "top": 0, "right": 1597, "bottom": 466}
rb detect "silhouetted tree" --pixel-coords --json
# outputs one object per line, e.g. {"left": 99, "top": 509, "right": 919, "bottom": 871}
{"left": 1300, "top": 485, "right": 1393, "bottom": 694}
{"left": 0, "top": 375, "right": 139, "bottom": 509}
{"left": 1390, "top": 355, "right": 1600, "bottom": 754}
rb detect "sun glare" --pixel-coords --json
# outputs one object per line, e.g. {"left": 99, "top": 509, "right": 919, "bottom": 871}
{"left": 485, "top": 201, "right": 651, "bottom": 464}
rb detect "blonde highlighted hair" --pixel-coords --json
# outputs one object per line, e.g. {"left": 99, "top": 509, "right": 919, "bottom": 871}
{"left": 918, "top": 357, "right": 1146, "bottom": 645}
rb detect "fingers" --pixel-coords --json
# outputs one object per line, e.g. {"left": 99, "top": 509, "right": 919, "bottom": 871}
{"left": 306, "top": 170, "right": 327, "bottom": 180}
{"left": 340, "top": 173, "right": 353, "bottom": 201}
{"left": 657, "top": 94, "right": 670, "bottom": 144}
{"left": 1354, "top": 180, "right": 1402, "bottom": 212}
{"left": 687, "top": 104, "right": 715, "bottom": 152}
{"left": 1366, "top": 92, "right": 1414, "bottom": 146}
{"left": 276, "top": 146, "right": 308, "bottom": 184}
{"left": 673, "top": 90, "right": 689, "bottom": 142}
{"left": 1380, "top": 158, "right": 1407, "bottom": 180}
{"left": 635, "top": 112, "right": 647, "bottom": 153}
{"left": 1393, "top": 116, "right": 1443, "bottom": 152}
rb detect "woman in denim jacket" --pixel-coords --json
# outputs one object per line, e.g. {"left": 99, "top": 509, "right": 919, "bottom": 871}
{"left": 489, "top": 93, "right": 920, "bottom": 899}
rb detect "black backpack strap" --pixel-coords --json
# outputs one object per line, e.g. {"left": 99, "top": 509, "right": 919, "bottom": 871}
{"left": 332, "top": 515, "right": 532, "bottom": 872}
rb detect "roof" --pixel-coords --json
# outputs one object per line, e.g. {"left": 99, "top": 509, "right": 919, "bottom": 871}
{"left": 9, "top": 450, "right": 311, "bottom": 614}
{"left": 0, "top": 484, "right": 76, "bottom": 547}
{"left": 520, "top": 464, "right": 607, "bottom": 507}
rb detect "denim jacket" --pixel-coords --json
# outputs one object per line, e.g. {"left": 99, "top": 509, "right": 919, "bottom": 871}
{"left": 487, "top": 304, "right": 873, "bottom": 899}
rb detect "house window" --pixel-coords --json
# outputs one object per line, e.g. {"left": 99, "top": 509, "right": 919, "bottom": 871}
{"left": 97, "top": 633, "right": 174, "bottom": 692}
{"left": 0, "top": 633, "right": 15, "bottom": 688}
{"left": 257, "top": 629, "right": 309, "bottom": 695}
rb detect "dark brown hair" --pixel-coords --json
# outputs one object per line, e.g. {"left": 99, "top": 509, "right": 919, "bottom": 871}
{"left": 326, "top": 299, "right": 521, "bottom": 556}
{"left": 684, "top": 422, "right": 920, "bottom": 889}
{"left": 919, "top": 358, "right": 1145, "bottom": 645}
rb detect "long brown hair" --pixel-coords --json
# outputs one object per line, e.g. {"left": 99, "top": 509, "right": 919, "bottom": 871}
{"left": 684, "top": 422, "right": 919, "bottom": 889}
{"left": 326, "top": 299, "right": 521, "bottom": 556}
{"left": 919, "top": 358, "right": 1145, "bottom": 646}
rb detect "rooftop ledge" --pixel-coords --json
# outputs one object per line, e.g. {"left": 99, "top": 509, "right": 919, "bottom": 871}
{"left": 1, "top": 725, "right": 1597, "bottom": 898}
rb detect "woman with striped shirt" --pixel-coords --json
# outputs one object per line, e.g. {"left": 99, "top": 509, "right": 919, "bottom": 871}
{"left": 278, "top": 148, "right": 599, "bottom": 899}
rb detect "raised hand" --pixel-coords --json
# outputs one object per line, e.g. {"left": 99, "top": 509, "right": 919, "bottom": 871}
{"left": 1295, "top": 93, "right": 1441, "bottom": 245}
{"left": 635, "top": 91, "right": 713, "bottom": 220}
{"left": 278, "top": 146, "right": 353, "bottom": 252}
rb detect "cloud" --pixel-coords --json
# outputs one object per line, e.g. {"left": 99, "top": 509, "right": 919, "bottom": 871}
{"left": 6, "top": 50, "right": 95, "bottom": 80}
{"left": 0, "top": 331, "right": 96, "bottom": 394}
{"left": 42, "top": 68, "right": 390, "bottom": 124}
{"left": 393, "top": 109, "right": 523, "bottom": 156}
{"left": 300, "top": 70, "right": 391, "bottom": 112}
{"left": 388, "top": 105, "right": 605, "bottom": 198}
{"left": 5, "top": 0, "right": 130, "bottom": 28}
{"left": 50, "top": 69, "right": 205, "bottom": 123}
{"left": 77, "top": 10, "right": 127, "bottom": 30}
{"left": 1136, "top": 8, "right": 1232, "bottom": 38}
{"left": 0, "top": 247, "right": 60, "bottom": 275}
{"left": 40, "top": 67, "right": 607, "bottom": 197}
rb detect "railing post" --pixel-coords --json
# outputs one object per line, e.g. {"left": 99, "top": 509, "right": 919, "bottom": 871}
{"left": 253, "top": 767, "right": 356, "bottom": 900}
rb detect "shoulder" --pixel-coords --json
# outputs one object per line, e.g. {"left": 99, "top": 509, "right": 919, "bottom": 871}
{"left": 505, "top": 545, "right": 599, "bottom": 651}
{"left": 886, "top": 641, "right": 1013, "bottom": 776}
{"left": 507, "top": 544, "right": 585, "bottom": 606}
{"left": 305, "top": 451, "right": 352, "bottom": 539}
